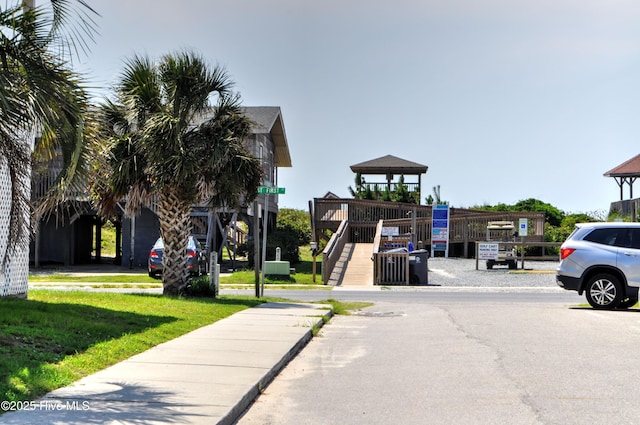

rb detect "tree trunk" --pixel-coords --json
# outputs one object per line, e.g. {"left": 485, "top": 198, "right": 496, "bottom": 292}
{"left": 157, "top": 189, "right": 192, "bottom": 296}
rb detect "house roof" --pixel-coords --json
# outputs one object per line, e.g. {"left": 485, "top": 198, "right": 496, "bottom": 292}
{"left": 322, "top": 191, "right": 340, "bottom": 199}
{"left": 195, "top": 106, "right": 292, "bottom": 168}
{"left": 603, "top": 154, "right": 640, "bottom": 177}
{"left": 242, "top": 107, "right": 292, "bottom": 167}
{"left": 350, "top": 155, "right": 428, "bottom": 174}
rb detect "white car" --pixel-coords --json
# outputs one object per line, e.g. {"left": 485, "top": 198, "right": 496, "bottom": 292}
{"left": 556, "top": 222, "right": 640, "bottom": 309}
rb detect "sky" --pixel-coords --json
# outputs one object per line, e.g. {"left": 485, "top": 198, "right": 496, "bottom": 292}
{"left": 73, "top": 0, "right": 640, "bottom": 216}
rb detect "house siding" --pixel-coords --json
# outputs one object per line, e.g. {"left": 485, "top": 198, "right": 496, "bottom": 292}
{"left": 121, "top": 207, "right": 161, "bottom": 269}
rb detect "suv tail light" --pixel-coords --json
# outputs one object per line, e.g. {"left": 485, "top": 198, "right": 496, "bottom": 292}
{"left": 187, "top": 250, "right": 196, "bottom": 258}
{"left": 560, "top": 247, "right": 576, "bottom": 260}
{"left": 150, "top": 250, "right": 159, "bottom": 258}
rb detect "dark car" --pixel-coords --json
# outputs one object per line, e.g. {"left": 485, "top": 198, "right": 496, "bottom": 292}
{"left": 148, "top": 236, "right": 208, "bottom": 278}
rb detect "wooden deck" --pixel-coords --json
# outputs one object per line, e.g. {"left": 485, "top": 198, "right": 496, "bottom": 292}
{"left": 314, "top": 198, "right": 546, "bottom": 248}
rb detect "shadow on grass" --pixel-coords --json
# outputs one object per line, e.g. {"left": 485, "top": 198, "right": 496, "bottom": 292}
{"left": 0, "top": 297, "right": 178, "bottom": 401}
{"left": 0, "top": 293, "right": 264, "bottom": 403}
{"left": 125, "top": 292, "right": 265, "bottom": 306}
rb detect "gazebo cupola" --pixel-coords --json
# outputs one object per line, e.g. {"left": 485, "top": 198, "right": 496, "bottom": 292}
{"left": 350, "top": 155, "right": 428, "bottom": 204}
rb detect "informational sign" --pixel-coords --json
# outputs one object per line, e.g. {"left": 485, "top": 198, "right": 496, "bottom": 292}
{"left": 519, "top": 218, "right": 528, "bottom": 237}
{"left": 381, "top": 227, "right": 399, "bottom": 236}
{"left": 478, "top": 242, "right": 499, "bottom": 260}
{"left": 431, "top": 204, "right": 450, "bottom": 257}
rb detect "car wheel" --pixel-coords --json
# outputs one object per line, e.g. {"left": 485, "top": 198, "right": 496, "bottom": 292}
{"left": 508, "top": 260, "right": 517, "bottom": 270}
{"left": 486, "top": 260, "right": 494, "bottom": 270}
{"left": 585, "top": 273, "right": 623, "bottom": 310}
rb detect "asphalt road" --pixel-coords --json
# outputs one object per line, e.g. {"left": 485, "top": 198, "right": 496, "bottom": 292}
{"left": 233, "top": 270, "right": 640, "bottom": 425}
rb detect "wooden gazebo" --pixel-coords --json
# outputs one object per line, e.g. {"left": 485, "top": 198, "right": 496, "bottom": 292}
{"left": 350, "top": 155, "right": 428, "bottom": 203}
{"left": 604, "top": 153, "right": 640, "bottom": 200}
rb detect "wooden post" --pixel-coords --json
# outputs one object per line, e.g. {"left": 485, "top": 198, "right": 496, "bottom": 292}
{"left": 95, "top": 219, "right": 102, "bottom": 263}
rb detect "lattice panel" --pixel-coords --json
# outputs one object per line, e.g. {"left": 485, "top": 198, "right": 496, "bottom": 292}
{"left": 0, "top": 159, "right": 29, "bottom": 297}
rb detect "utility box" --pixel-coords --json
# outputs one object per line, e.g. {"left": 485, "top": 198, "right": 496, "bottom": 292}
{"left": 409, "top": 249, "right": 429, "bottom": 285}
{"left": 264, "top": 260, "right": 290, "bottom": 277}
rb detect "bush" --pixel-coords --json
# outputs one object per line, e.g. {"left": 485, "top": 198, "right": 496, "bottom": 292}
{"left": 276, "top": 208, "right": 312, "bottom": 246}
{"left": 238, "top": 230, "right": 300, "bottom": 265}
{"left": 185, "top": 275, "right": 216, "bottom": 297}
{"left": 268, "top": 230, "right": 300, "bottom": 263}
{"left": 237, "top": 208, "right": 311, "bottom": 266}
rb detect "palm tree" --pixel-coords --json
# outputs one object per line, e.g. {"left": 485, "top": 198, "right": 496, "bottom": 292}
{"left": 0, "top": 1, "right": 96, "bottom": 282}
{"left": 94, "top": 51, "right": 263, "bottom": 296}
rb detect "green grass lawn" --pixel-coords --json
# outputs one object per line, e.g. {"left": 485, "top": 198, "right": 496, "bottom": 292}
{"left": 8, "top": 246, "right": 332, "bottom": 401}
{"left": 0, "top": 291, "right": 263, "bottom": 403}
{"left": 0, "top": 290, "right": 369, "bottom": 405}
{"left": 29, "top": 274, "right": 159, "bottom": 283}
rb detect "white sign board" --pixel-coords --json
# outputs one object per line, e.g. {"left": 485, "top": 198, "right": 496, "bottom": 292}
{"left": 478, "top": 242, "right": 499, "bottom": 260}
{"left": 381, "top": 227, "right": 399, "bottom": 236}
{"left": 519, "top": 218, "right": 528, "bottom": 237}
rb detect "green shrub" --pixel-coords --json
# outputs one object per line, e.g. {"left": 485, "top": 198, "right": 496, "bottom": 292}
{"left": 185, "top": 276, "right": 216, "bottom": 297}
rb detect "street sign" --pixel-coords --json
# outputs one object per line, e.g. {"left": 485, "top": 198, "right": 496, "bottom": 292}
{"left": 258, "top": 186, "right": 285, "bottom": 195}
{"left": 257, "top": 185, "right": 285, "bottom": 297}
{"left": 519, "top": 218, "right": 528, "bottom": 237}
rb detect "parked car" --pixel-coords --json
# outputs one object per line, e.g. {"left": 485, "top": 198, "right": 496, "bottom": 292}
{"left": 556, "top": 222, "right": 640, "bottom": 310}
{"left": 148, "top": 236, "right": 208, "bottom": 278}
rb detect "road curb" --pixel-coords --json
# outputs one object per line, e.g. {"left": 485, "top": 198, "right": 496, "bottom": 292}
{"left": 217, "top": 307, "right": 333, "bottom": 425}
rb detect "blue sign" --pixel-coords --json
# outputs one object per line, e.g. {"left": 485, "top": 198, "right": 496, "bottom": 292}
{"left": 433, "top": 219, "right": 448, "bottom": 229}
{"left": 433, "top": 208, "right": 449, "bottom": 220}
{"left": 431, "top": 204, "right": 450, "bottom": 257}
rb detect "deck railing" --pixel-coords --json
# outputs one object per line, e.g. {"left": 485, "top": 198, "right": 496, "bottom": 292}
{"left": 321, "top": 220, "right": 349, "bottom": 284}
{"left": 314, "top": 198, "right": 545, "bottom": 247}
{"left": 372, "top": 220, "right": 412, "bottom": 285}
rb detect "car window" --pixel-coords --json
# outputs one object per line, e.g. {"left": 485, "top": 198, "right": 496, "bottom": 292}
{"left": 614, "top": 229, "right": 636, "bottom": 249}
{"left": 583, "top": 228, "right": 623, "bottom": 246}
{"left": 628, "top": 229, "right": 640, "bottom": 249}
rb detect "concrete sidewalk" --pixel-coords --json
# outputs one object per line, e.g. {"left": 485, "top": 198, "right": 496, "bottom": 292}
{"left": 0, "top": 302, "right": 332, "bottom": 425}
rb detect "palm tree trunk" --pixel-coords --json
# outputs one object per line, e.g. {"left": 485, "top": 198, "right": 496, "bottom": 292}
{"left": 157, "top": 189, "right": 192, "bottom": 296}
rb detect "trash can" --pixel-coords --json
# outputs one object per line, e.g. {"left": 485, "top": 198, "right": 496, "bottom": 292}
{"left": 409, "top": 249, "right": 429, "bottom": 285}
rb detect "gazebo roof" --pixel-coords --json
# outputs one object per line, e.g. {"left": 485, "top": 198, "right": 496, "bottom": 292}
{"left": 603, "top": 154, "right": 640, "bottom": 178}
{"left": 350, "top": 155, "right": 428, "bottom": 174}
